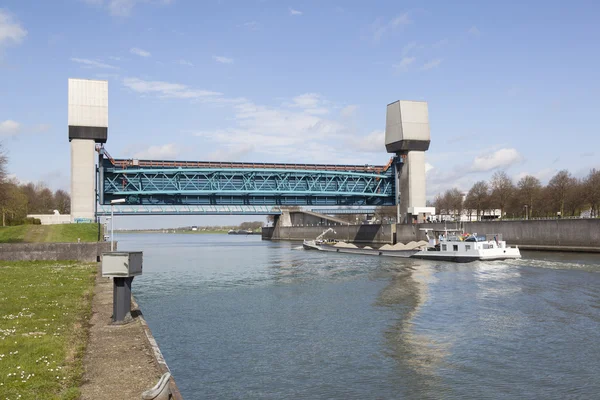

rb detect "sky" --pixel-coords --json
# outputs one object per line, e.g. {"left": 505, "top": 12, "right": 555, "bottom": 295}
{"left": 0, "top": 0, "right": 599, "bottom": 228}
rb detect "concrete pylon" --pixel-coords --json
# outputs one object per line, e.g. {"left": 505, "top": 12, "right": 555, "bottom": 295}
{"left": 68, "top": 78, "right": 108, "bottom": 222}
{"left": 385, "top": 100, "right": 434, "bottom": 224}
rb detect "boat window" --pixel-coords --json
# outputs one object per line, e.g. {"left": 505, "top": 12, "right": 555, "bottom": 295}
{"left": 465, "top": 245, "right": 471, "bottom": 251}
{"left": 453, "top": 245, "right": 458, "bottom": 251}
{"left": 442, "top": 244, "right": 447, "bottom": 251}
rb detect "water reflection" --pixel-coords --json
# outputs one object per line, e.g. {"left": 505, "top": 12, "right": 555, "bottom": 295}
{"left": 375, "top": 262, "right": 453, "bottom": 397}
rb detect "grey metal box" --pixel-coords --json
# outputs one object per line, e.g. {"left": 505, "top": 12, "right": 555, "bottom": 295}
{"left": 101, "top": 251, "right": 143, "bottom": 277}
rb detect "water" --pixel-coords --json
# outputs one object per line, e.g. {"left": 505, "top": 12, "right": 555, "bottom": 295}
{"left": 117, "top": 233, "right": 600, "bottom": 399}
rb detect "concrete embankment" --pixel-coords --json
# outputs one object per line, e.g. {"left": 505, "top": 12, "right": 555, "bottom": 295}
{"left": 263, "top": 219, "right": 600, "bottom": 252}
{"left": 0, "top": 242, "right": 111, "bottom": 261}
{"left": 419, "top": 219, "right": 600, "bottom": 252}
{"left": 80, "top": 266, "right": 183, "bottom": 399}
{"left": 262, "top": 224, "right": 393, "bottom": 244}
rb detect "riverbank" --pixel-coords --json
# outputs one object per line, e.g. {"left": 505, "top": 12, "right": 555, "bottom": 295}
{"left": 80, "top": 267, "right": 182, "bottom": 399}
{"left": 0, "top": 224, "right": 100, "bottom": 243}
{"left": 0, "top": 261, "right": 96, "bottom": 399}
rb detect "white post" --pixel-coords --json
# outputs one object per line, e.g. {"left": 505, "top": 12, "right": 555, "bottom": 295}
{"left": 111, "top": 205, "right": 114, "bottom": 251}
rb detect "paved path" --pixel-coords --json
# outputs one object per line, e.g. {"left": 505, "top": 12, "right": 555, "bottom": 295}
{"left": 80, "top": 270, "right": 162, "bottom": 400}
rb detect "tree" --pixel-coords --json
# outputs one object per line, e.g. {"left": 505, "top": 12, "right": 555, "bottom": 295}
{"left": 564, "top": 178, "right": 585, "bottom": 217}
{"left": 239, "top": 221, "right": 263, "bottom": 231}
{"left": 516, "top": 175, "right": 541, "bottom": 218}
{"left": 547, "top": 170, "right": 574, "bottom": 216}
{"left": 37, "top": 186, "right": 55, "bottom": 214}
{"left": 464, "top": 181, "right": 489, "bottom": 221}
{"left": 490, "top": 171, "right": 514, "bottom": 218}
{"left": 585, "top": 169, "right": 600, "bottom": 217}
{"left": 54, "top": 189, "right": 71, "bottom": 214}
{"left": 0, "top": 180, "right": 27, "bottom": 226}
{"left": 374, "top": 206, "right": 396, "bottom": 224}
{"left": 444, "top": 188, "right": 464, "bottom": 220}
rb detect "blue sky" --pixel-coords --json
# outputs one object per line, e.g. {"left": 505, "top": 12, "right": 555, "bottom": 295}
{"left": 1, "top": 0, "right": 599, "bottom": 227}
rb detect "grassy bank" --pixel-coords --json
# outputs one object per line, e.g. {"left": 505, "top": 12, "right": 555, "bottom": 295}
{"left": 0, "top": 261, "right": 96, "bottom": 399}
{"left": 0, "top": 224, "right": 99, "bottom": 244}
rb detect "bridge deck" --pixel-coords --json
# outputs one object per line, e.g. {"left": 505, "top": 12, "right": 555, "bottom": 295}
{"left": 110, "top": 158, "right": 393, "bottom": 173}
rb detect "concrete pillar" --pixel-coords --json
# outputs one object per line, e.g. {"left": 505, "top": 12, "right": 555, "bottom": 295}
{"left": 71, "top": 139, "right": 96, "bottom": 221}
{"left": 68, "top": 78, "right": 108, "bottom": 222}
{"left": 385, "top": 100, "right": 430, "bottom": 223}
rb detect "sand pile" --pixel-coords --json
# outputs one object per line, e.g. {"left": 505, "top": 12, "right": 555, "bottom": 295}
{"left": 334, "top": 242, "right": 358, "bottom": 248}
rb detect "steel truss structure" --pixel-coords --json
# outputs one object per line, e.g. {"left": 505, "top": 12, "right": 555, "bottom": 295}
{"left": 99, "top": 154, "right": 398, "bottom": 213}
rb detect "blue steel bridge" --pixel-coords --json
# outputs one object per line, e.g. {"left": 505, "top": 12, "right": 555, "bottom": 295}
{"left": 96, "top": 148, "right": 399, "bottom": 216}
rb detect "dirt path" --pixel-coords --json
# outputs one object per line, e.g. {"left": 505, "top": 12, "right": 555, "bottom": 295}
{"left": 79, "top": 270, "right": 162, "bottom": 400}
{"left": 23, "top": 225, "right": 47, "bottom": 242}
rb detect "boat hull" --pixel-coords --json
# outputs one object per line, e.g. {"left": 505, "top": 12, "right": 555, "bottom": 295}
{"left": 303, "top": 241, "right": 418, "bottom": 258}
{"left": 411, "top": 249, "right": 521, "bottom": 263}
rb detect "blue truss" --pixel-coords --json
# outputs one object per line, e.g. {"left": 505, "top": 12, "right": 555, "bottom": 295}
{"left": 99, "top": 158, "right": 398, "bottom": 208}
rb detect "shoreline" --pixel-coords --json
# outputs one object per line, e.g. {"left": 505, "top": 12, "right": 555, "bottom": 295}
{"left": 79, "top": 265, "right": 183, "bottom": 399}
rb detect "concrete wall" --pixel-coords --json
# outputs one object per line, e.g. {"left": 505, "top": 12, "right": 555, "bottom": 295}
{"left": 262, "top": 224, "right": 393, "bottom": 244}
{"left": 0, "top": 242, "right": 112, "bottom": 262}
{"left": 399, "top": 219, "right": 600, "bottom": 250}
{"left": 27, "top": 214, "right": 72, "bottom": 225}
{"left": 264, "top": 219, "right": 600, "bottom": 251}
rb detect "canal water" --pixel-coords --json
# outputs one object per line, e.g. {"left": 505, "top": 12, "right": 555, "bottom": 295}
{"left": 117, "top": 233, "right": 600, "bottom": 399}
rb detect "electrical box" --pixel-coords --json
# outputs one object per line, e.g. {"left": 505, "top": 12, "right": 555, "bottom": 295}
{"left": 102, "top": 252, "right": 143, "bottom": 277}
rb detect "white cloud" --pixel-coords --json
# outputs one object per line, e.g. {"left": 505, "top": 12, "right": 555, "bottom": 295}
{"left": 71, "top": 57, "right": 118, "bottom": 69}
{"left": 130, "top": 47, "right": 151, "bottom": 57}
{"left": 471, "top": 148, "right": 523, "bottom": 172}
{"left": 370, "top": 13, "right": 411, "bottom": 42}
{"left": 289, "top": 8, "right": 303, "bottom": 16}
{"left": 206, "top": 144, "right": 255, "bottom": 161}
{"left": 291, "top": 93, "right": 320, "bottom": 108}
{"left": 134, "top": 143, "right": 179, "bottom": 159}
{"left": 123, "top": 77, "right": 222, "bottom": 99}
{"left": 195, "top": 97, "right": 349, "bottom": 162}
{"left": 422, "top": 59, "right": 442, "bottom": 70}
{"left": 0, "top": 9, "right": 27, "bottom": 46}
{"left": 340, "top": 105, "right": 358, "bottom": 118}
{"left": 81, "top": 0, "right": 173, "bottom": 16}
{"left": 425, "top": 162, "right": 434, "bottom": 173}
{"left": 394, "top": 56, "right": 416, "bottom": 71}
{"left": 468, "top": 26, "right": 480, "bottom": 36}
{"left": 0, "top": 120, "right": 20, "bottom": 137}
{"left": 350, "top": 130, "right": 385, "bottom": 153}
{"left": 177, "top": 59, "right": 194, "bottom": 66}
{"left": 213, "top": 55, "right": 233, "bottom": 64}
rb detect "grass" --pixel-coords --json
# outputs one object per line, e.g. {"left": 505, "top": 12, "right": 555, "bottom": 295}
{"left": 0, "top": 261, "right": 96, "bottom": 399}
{"left": 0, "top": 224, "right": 99, "bottom": 244}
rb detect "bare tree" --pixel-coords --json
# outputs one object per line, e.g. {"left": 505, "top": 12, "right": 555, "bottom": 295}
{"left": 517, "top": 175, "right": 541, "bottom": 218}
{"left": 464, "top": 181, "right": 489, "bottom": 221}
{"left": 54, "top": 189, "right": 71, "bottom": 214}
{"left": 547, "top": 170, "right": 574, "bottom": 216}
{"left": 374, "top": 206, "right": 396, "bottom": 224}
{"left": 490, "top": 171, "right": 514, "bottom": 218}
{"left": 585, "top": 169, "right": 600, "bottom": 217}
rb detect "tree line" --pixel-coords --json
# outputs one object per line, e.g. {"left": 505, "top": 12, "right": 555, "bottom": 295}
{"left": 0, "top": 144, "right": 71, "bottom": 226}
{"left": 434, "top": 169, "right": 600, "bottom": 220}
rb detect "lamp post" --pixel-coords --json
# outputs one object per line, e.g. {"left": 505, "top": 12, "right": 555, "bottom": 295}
{"left": 110, "top": 198, "right": 126, "bottom": 251}
{"left": 524, "top": 205, "right": 528, "bottom": 221}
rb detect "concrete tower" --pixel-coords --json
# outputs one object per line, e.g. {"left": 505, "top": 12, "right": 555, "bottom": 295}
{"left": 385, "top": 100, "right": 434, "bottom": 224}
{"left": 68, "top": 79, "right": 108, "bottom": 222}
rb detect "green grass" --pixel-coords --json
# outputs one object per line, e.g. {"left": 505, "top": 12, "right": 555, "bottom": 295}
{"left": 0, "top": 261, "right": 96, "bottom": 399}
{"left": 0, "top": 224, "right": 99, "bottom": 244}
{"left": 0, "top": 225, "right": 29, "bottom": 243}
